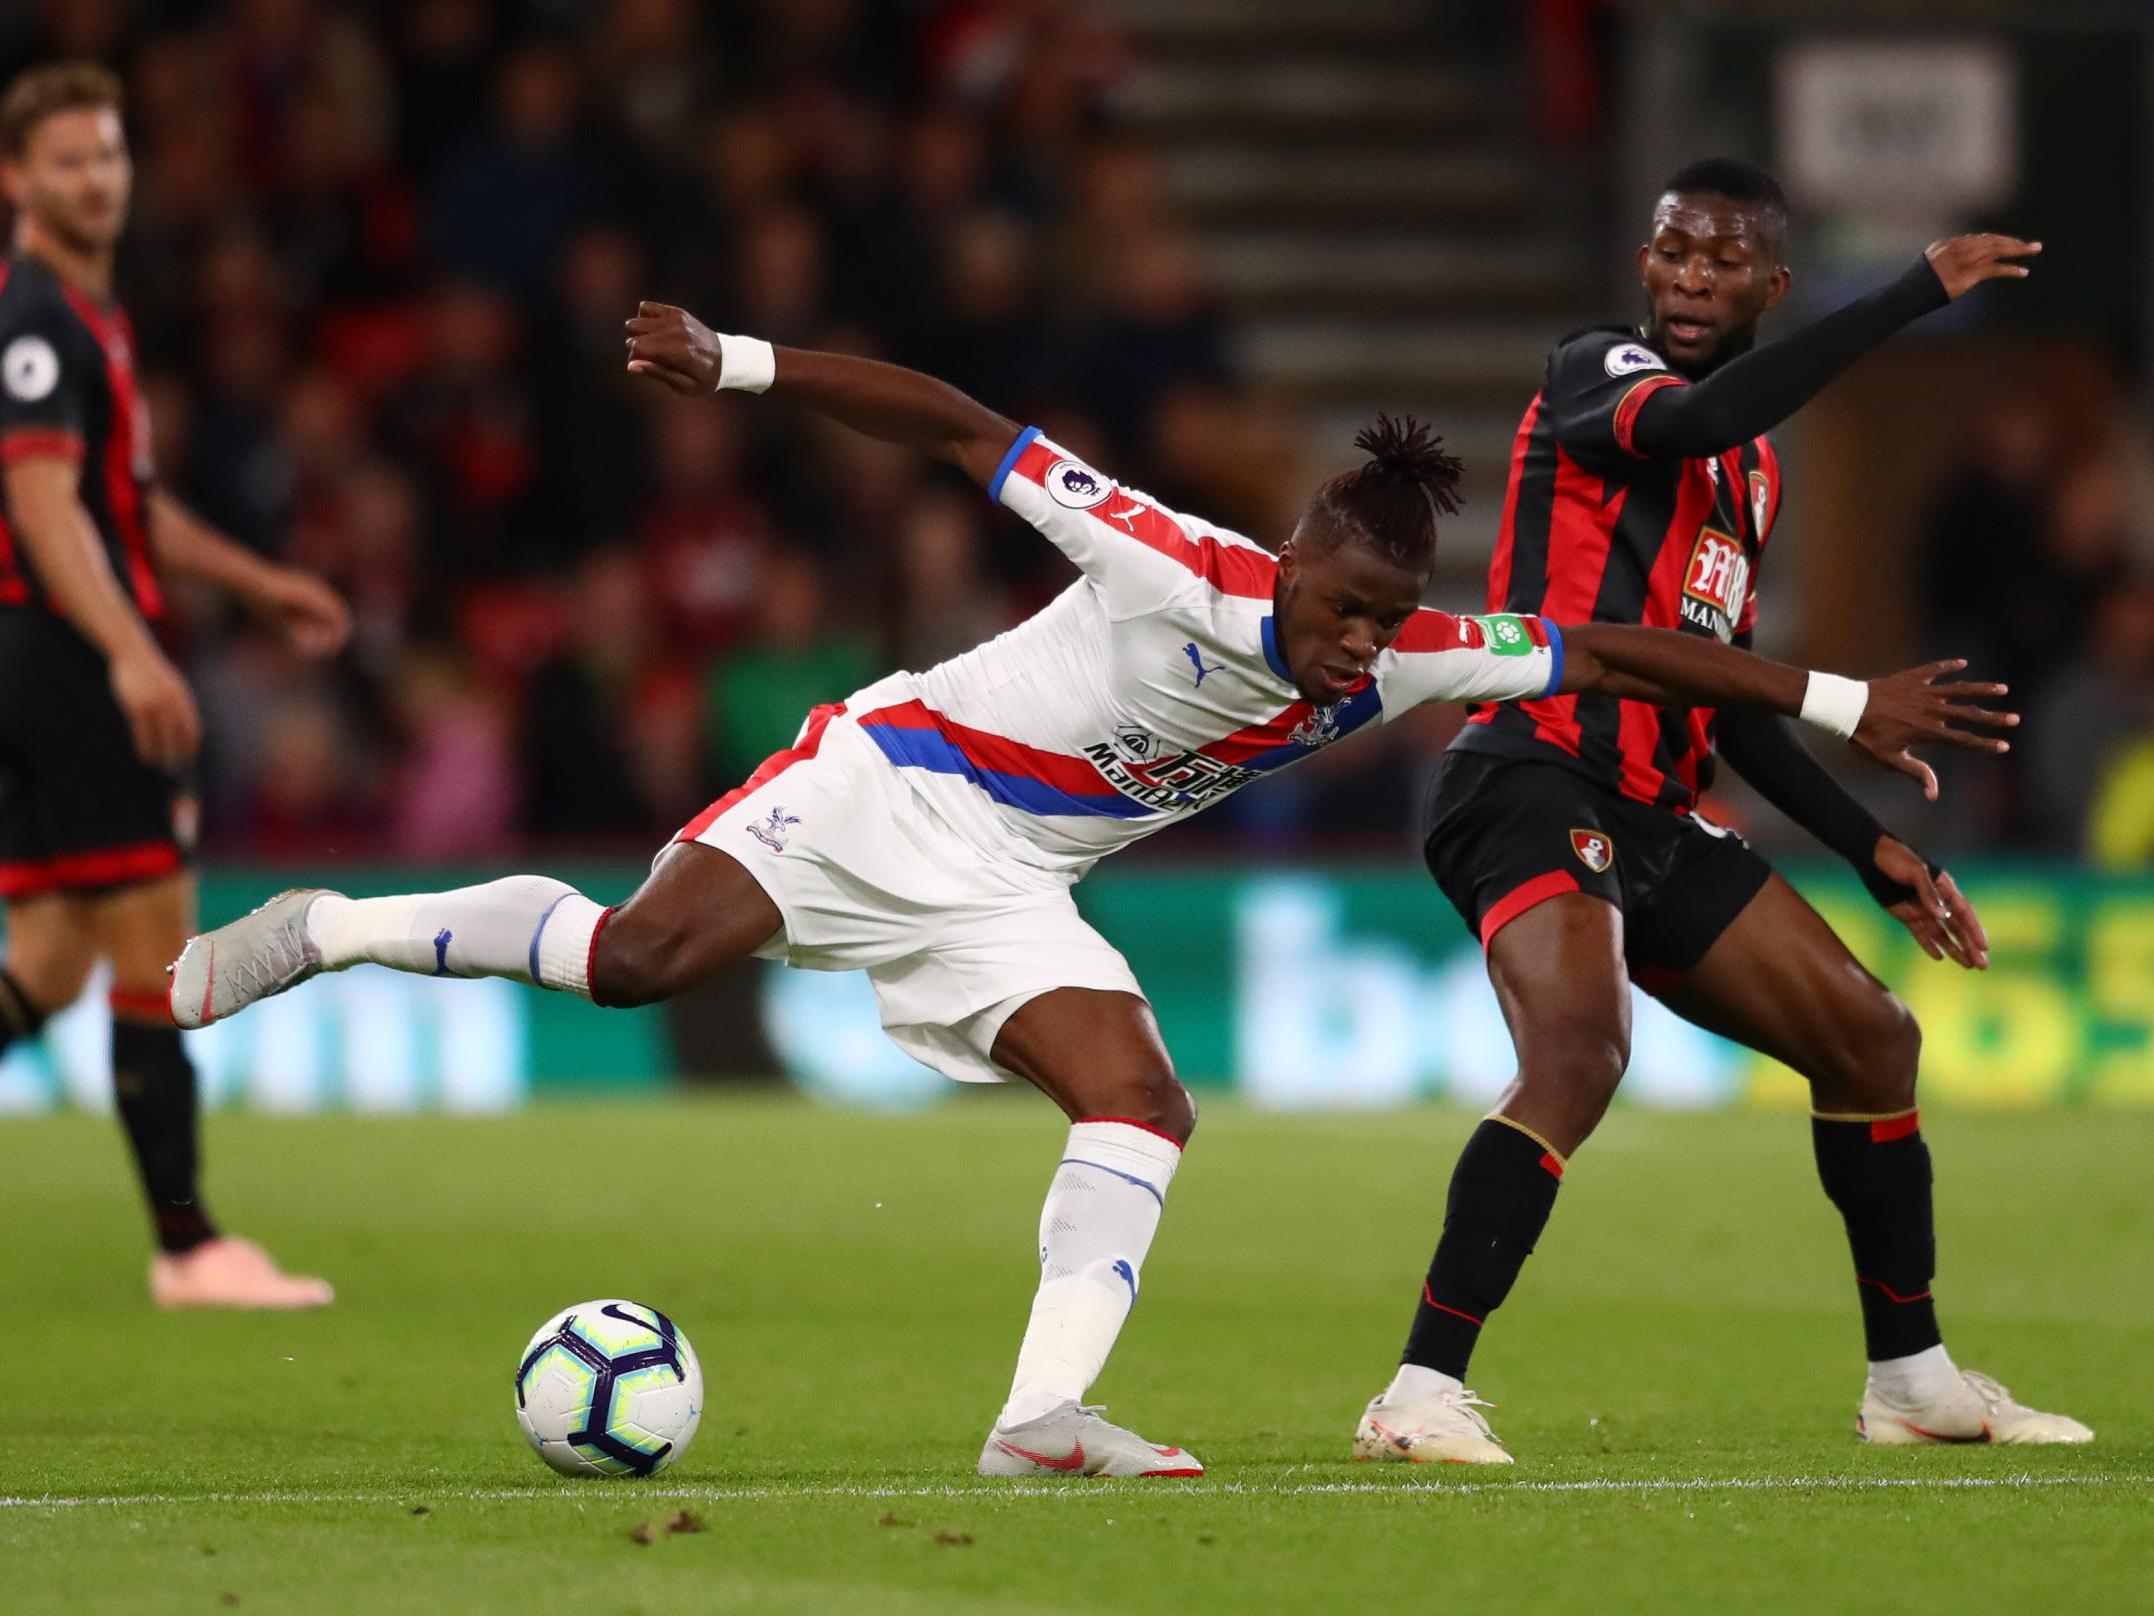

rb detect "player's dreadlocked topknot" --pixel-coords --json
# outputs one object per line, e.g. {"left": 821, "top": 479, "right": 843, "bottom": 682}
{"left": 1304, "top": 412, "right": 1463, "bottom": 574}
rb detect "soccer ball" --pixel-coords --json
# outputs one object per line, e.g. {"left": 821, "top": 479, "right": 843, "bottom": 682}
{"left": 514, "top": 1299, "right": 703, "bottom": 1477}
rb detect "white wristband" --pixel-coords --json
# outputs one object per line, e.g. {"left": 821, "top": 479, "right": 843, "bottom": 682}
{"left": 1799, "top": 671, "right": 1868, "bottom": 739}
{"left": 716, "top": 334, "right": 776, "bottom": 394}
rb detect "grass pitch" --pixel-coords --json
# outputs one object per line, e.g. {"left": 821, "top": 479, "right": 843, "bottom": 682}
{"left": 3, "top": 1095, "right": 2145, "bottom": 1615}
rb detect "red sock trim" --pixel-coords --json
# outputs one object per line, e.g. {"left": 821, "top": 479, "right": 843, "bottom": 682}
{"left": 585, "top": 906, "right": 614, "bottom": 1006}
{"left": 1538, "top": 1150, "right": 1565, "bottom": 1180}
{"left": 1479, "top": 870, "right": 1581, "bottom": 949}
{"left": 1857, "top": 1276, "right": 1933, "bottom": 1304}
{"left": 1869, "top": 1110, "right": 1920, "bottom": 1143}
{"left": 1420, "top": 1281, "right": 1484, "bottom": 1326}
{"left": 108, "top": 987, "right": 175, "bottom": 1024}
{"left": 1077, "top": 1115, "right": 1185, "bottom": 1151}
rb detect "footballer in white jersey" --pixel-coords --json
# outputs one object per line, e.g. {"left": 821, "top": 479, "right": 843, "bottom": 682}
{"left": 169, "top": 308, "right": 2017, "bottom": 1479}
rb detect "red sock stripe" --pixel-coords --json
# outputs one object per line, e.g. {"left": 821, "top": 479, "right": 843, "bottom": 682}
{"left": 1538, "top": 1150, "right": 1565, "bottom": 1180}
{"left": 1857, "top": 1276, "right": 1933, "bottom": 1305}
{"left": 108, "top": 987, "right": 175, "bottom": 1024}
{"left": 1077, "top": 1115, "right": 1185, "bottom": 1151}
{"left": 585, "top": 906, "right": 614, "bottom": 1006}
{"left": 1869, "top": 1110, "right": 1921, "bottom": 1143}
{"left": 1479, "top": 870, "right": 1581, "bottom": 949}
{"left": 1420, "top": 1280, "right": 1483, "bottom": 1327}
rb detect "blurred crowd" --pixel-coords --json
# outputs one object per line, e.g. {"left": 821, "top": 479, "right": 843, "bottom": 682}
{"left": 1, "top": 0, "right": 1305, "bottom": 861}
{"left": 1918, "top": 392, "right": 2154, "bottom": 867}
{"left": 3, "top": 1, "right": 2147, "bottom": 869}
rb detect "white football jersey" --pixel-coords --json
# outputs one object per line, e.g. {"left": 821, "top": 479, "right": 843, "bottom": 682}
{"left": 842, "top": 428, "right": 1563, "bottom": 880}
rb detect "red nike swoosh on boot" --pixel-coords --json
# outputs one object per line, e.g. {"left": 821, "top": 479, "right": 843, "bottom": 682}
{"left": 995, "top": 1438, "right": 1085, "bottom": 1472}
{"left": 1896, "top": 1416, "right": 1985, "bottom": 1443}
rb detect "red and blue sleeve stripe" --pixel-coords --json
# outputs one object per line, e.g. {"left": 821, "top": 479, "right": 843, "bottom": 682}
{"left": 1001, "top": 435, "right": 1276, "bottom": 600}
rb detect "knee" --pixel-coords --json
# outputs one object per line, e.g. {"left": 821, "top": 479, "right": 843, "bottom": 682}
{"left": 1819, "top": 993, "right": 1921, "bottom": 1112}
{"left": 1513, "top": 1018, "right": 1630, "bottom": 1145}
{"left": 1093, "top": 1065, "right": 1196, "bottom": 1146}
{"left": 588, "top": 908, "right": 690, "bottom": 1009}
{"left": 3, "top": 950, "right": 92, "bottom": 1016}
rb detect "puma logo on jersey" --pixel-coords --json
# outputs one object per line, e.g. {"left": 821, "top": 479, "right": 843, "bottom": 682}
{"left": 1183, "top": 642, "right": 1223, "bottom": 686}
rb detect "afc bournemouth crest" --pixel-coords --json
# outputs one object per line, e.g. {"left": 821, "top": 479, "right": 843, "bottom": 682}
{"left": 1570, "top": 828, "right": 1613, "bottom": 873}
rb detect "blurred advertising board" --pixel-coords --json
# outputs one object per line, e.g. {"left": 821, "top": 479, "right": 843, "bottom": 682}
{"left": 2, "top": 864, "right": 2146, "bottom": 1113}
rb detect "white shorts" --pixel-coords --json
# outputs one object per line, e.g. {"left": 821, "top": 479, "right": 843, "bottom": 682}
{"left": 673, "top": 699, "right": 1144, "bottom": 1084}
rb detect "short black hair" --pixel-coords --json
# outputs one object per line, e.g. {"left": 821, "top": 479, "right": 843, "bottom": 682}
{"left": 1660, "top": 157, "right": 1789, "bottom": 257}
{"left": 1302, "top": 413, "right": 1463, "bottom": 575}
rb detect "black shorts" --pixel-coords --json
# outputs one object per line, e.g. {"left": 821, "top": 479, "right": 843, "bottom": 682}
{"left": 0, "top": 608, "right": 188, "bottom": 900}
{"left": 1423, "top": 750, "right": 1771, "bottom": 983}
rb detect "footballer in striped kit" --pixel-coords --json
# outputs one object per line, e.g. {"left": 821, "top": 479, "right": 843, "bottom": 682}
{"left": 172, "top": 302, "right": 2016, "bottom": 1477}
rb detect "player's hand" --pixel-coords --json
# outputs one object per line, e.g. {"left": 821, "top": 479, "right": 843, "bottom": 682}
{"left": 251, "top": 567, "right": 351, "bottom": 658}
{"left": 1924, "top": 234, "right": 2040, "bottom": 299}
{"left": 1874, "top": 836, "right": 1988, "bottom": 969}
{"left": 624, "top": 302, "right": 722, "bottom": 396}
{"left": 1851, "top": 659, "right": 2017, "bottom": 801}
{"left": 110, "top": 645, "right": 202, "bottom": 772}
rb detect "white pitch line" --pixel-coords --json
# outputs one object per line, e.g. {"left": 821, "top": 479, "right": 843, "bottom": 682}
{"left": 0, "top": 1473, "right": 2130, "bottom": 1511}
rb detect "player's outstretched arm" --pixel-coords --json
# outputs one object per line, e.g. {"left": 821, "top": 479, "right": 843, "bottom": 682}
{"left": 1558, "top": 622, "right": 2016, "bottom": 799}
{"left": 1630, "top": 234, "right": 2040, "bottom": 458}
{"left": 623, "top": 303, "right": 1020, "bottom": 488}
{"left": 1717, "top": 708, "right": 1990, "bottom": 968}
{"left": 146, "top": 490, "right": 350, "bottom": 659}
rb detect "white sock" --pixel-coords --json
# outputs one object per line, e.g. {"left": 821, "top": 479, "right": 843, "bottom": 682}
{"left": 306, "top": 876, "right": 606, "bottom": 998}
{"left": 998, "top": 1120, "right": 1182, "bottom": 1429}
{"left": 1382, "top": 1364, "right": 1464, "bottom": 1405}
{"left": 1867, "top": 1342, "right": 1959, "bottom": 1405}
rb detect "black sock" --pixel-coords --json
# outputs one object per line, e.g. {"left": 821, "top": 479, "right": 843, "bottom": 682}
{"left": 1812, "top": 1111, "right": 1941, "bottom": 1360}
{"left": 111, "top": 1017, "right": 217, "bottom": 1254}
{"left": 0, "top": 966, "right": 46, "bottom": 1056}
{"left": 1401, "top": 1118, "right": 1565, "bottom": 1381}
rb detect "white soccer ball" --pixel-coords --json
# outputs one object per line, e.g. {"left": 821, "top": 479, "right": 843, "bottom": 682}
{"left": 513, "top": 1299, "right": 703, "bottom": 1477}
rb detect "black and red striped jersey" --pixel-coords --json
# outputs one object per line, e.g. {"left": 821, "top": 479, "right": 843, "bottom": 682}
{"left": 1453, "top": 326, "right": 1781, "bottom": 812}
{"left": 0, "top": 251, "right": 160, "bottom": 619}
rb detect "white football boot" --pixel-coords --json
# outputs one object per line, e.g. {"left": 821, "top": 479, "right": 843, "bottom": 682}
{"left": 978, "top": 1401, "right": 1203, "bottom": 1478}
{"left": 1859, "top": 1369, "right": 2093, "bottom": 1445}
{"left": 1353, "top": 1387, "right": 1514, "bottom": 1465}
{"left": 169, "top": 888, "right": 335, "bottom": 1029}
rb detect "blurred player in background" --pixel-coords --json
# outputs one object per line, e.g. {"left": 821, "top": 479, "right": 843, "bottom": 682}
{"left": 0, "top": 64, "right": 350, "bottom": 1307}
{"left": 1357, "top": 159, "right": 2089, "bottom": 1463}
{"left": 173, "top": 302, "right": 2011, "bottom": 1474}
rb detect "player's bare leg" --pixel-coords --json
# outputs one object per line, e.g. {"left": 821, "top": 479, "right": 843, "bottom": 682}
{"left": 1658, "top": 874, "right": 2089, "bottom": 1444}
{"left": 89, "top": 872, "right": 332, "bottom": 1309}
{"left": 0, "top": 890, "right": 99, "bottom": 1021}
{"left": 975, "top": 987, "right": 1202, "bottom": 1478}
{"left": 1357, "top": 892, "right": 1624, "bottom": 1464}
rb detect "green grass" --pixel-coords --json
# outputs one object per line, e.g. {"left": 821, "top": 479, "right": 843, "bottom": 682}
{"left": 3, "top": 1096, "right": 2146, "bottom": 1614}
